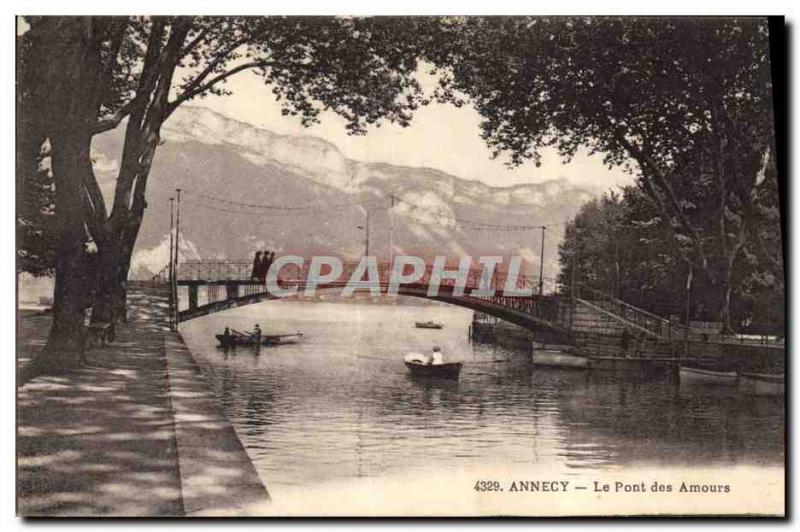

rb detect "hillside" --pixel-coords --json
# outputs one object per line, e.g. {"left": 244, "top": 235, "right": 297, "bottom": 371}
{"left": 90, "top": 106, "right": 600, "bottom": 279}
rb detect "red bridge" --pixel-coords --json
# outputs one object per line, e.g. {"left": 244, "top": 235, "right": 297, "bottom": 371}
{"left": 153, "top": 259, "right": 684, "bottom": 343}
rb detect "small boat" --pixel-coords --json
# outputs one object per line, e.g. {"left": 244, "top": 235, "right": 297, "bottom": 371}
{"left": 415, "top": 320, "right": 443, "bottom": 329}
{"left": 679, "top": 366, "right": 737, "bottom": 386}
{"left": 404, "top": 360, "right": 463, "bottom": 379}
{"left": 738, "top": 372, "right": 784, "bottom": 396}
{"left": 216, "top": 330, "right": 303, "bottom": 348}
{"left": 532, "top": 348, "right": 588, "bottom": 369}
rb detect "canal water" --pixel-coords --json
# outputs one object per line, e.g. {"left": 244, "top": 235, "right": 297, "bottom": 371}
{"left": 179, "top": 298, "right": 784, "bottom": 513}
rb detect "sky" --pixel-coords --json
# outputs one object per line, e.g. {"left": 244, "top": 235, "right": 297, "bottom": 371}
{"left": 195, "top": 67, "right": 636, "bottom": 191}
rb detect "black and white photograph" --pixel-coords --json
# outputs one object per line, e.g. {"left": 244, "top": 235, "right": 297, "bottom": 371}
{"left": 12, "top": 10, "right": 787, "bottom": 518}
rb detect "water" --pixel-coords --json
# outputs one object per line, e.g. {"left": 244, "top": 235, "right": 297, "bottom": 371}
{"left": 179, "top": 298, "right": 784, "bottom": 509}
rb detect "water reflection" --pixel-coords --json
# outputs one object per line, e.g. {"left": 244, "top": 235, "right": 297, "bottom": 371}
{"left": 179, "top": 298, "right": 784, "bottom": 494}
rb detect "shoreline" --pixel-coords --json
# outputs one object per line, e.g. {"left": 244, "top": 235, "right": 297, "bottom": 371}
{"left": 163, "top": 330, "right": 271, "bottom": 516}
{"left": 17, "top": 285, "right": 270, "bottom": 516}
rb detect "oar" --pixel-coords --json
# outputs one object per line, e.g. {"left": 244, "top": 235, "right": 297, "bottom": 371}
{"left": 357, "top": 355, "right": 400, "bottom": 362}
{"left": 268, "top": 332, "right": 304, "bottom": 339}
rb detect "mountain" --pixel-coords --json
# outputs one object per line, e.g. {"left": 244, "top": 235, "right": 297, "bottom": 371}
{"left": 90, "top": 106, "right": 600, "bottom": 280}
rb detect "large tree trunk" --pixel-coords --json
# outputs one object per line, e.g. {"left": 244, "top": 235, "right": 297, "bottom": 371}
{"left": 115, "top": 219, "right": 145, "bottom": 320}
{"left": 19, "top": 18, "right": 105, "bottom": 383}
{"left": 89, "top": 244, "right": 118, "bottom": 325}
{"left": 717, "top": 264, "right": 735, "bottom": 334}
{"left": 20, "top": 133, "right": 94, "bottom": 382}
{"left": 719, "top": 282, "right": 733, "bottom": 334}
{"left": 91, "top": 220, "right": 142, "bottom": 326}
{"left": 90, "top": 19, "right": 190, "bottom": 325}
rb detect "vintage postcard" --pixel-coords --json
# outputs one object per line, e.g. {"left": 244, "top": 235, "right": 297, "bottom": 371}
{"left": 16, "top": 15, "right": 785, "bottom": 517}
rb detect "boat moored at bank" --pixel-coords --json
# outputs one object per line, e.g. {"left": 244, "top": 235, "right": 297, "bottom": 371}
{"left": 679, "top": 366, "right": 738, "bottom": 386}
{"left": 531, "top": 347, "right": 588, "bottom": 369}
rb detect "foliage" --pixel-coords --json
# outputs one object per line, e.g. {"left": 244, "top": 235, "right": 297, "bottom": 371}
{"left": 17, "top": 16, "right": 445, "bottom": 375}
{"left": 559, "top": 184, "right": 784, "bottom": 333}
{"left": 17, "top": 156, "right": 56, "bottom": 276}
{"left": 427, "top": 16, "right": 781, "bottom": 330}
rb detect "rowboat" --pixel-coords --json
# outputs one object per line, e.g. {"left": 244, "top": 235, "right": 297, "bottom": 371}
{"left": 415, "top": 321, "right": 444, "bottom": 329}
{"left": 532, "top": 348, "right": 588, "bottom": 369}
{"left": 738, "top": 372, "right": 784, "bottom": 396}
{"left": 679, "top": 366, "right": 737, "bottom": 386}
{"left": 216, "top": 331, "right": 303, "bottom": 348}
{"left": 404, "top": 360, "right": 463, "bottom": 379}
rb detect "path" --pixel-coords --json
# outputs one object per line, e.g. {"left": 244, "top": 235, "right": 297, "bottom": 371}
{"left": 16, "top": 285, "right": 270, "bottom": 516}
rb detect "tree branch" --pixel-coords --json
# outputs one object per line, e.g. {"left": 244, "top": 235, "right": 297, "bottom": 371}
{"left": 95, "top": 18, "right": 129, "bottom": 104}
{"left": 165, "top": 60, "right": 271, "bottom": 118}
{"left": 92, "top": 100, "right": 134, "bottom": 134}
{"left": 169, "top": 34, "right": 253, "bottom": 106}
{"left": 179, "top": 26, "right": 207, "bottom": 59}
{"left": 110, "top": 18, "right": 167, "bottom": 223}
{"left": 611, "top": 127, "right": 710, "bottom": 272}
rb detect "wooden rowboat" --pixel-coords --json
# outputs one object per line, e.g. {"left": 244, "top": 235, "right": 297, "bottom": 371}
{"left": 738, "top": 372, "right": 784, "bottom": 396}
{"left": 679, "top": 366, "right": 737, "bottom": 386}
{"left": 404, "top": 361, "right": 463, "bottom": 379}
{"left": 216, "top": 332, "right": 302, "bottom": 348}
{"left": 532, "top": 349, "right": 588, "bottom": 369}
{"left": 415, "top": 321, "right": 444, "bottom": 329}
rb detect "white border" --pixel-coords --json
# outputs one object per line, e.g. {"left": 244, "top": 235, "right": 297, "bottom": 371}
{"left": 3, "top": 3, "right": 796, "bottom": 531}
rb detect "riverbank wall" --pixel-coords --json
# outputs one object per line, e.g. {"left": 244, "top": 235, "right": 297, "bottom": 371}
{"left": 471, "top": 310, "right": 784, "bottom": 373}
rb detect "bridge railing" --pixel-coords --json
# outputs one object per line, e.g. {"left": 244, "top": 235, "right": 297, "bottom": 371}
{"left": 176, "top": 260, "right": 253, "bottom": 281}
{"left": 569, "top": 282, "right": 686, "bottom": 339}
{"left": 170, "top": 259, "right": 561, "bottom": 294}
{"left": 151, "top": 263, "right": 170, "bottom": 284}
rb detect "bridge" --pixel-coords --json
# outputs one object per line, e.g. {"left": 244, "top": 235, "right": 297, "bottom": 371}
{"left": 152, "top": 258, "right": 684, "bottom": 344}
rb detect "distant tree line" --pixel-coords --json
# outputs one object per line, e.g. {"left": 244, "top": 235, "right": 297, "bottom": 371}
{"left": 558, "top": 183, "right": 783, "bottom": 334}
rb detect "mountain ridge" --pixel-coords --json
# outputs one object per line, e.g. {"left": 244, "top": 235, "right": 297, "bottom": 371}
{"left": 89, "top": 106, "right": 601, "bottom": 279}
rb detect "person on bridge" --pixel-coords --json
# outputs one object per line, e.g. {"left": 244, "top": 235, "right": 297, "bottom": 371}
{"left": 427, "top": 346, "right": 444, "bottom": 365}
{"left": 620, "top": 327, "right": 631, "bottom": 357}
{"left": 266, "top": 251, "right": 275, "bottom": 280}
{"left": 251, "top": 251, "right": 262, "bottom": 280}
{"left": 258, "top": 250, "right": 271, "bottom": 282}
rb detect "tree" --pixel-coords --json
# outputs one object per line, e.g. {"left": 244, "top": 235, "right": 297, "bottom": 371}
{"left": 17, "top": 156, "right": 56, "bottom": 276}
{"left": 559, "top": 182, "right": 784, "bottom": 333}
{"left": 17, "top": 18, "right": 107, "bottom": 378}
{"left": 428, "top": 16, "right": 780, "bottom": 332}
{"left": 18, "top": 16, "right": 434, "bottom": 379}
{"left": 16, "top": 19, "right": 56, "bottom": 276}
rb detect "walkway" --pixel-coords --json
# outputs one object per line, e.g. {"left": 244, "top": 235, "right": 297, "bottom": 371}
{"left": 16, "top": 285, "right": 269, "bottom": 516}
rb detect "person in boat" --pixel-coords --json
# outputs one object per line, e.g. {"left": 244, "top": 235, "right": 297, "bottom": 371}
{"left": 251, "top": 251, "right": 262, "bottom": 280}
{"left": 427, "top": 346, "right": 443, "bottom": 365}
{"left": 222, "top": 327, "right": 231, "bottom": 341}
{"left": 253, "top": 323, "right": 262, "bottom": 343}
